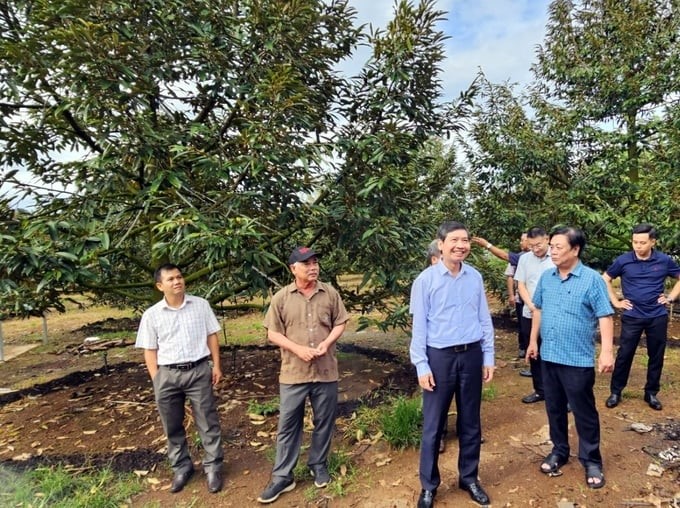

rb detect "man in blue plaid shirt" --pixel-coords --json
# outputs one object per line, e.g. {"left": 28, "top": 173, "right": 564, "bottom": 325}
{"left": 526, "top": 227, "right": 614, "bottom": 490}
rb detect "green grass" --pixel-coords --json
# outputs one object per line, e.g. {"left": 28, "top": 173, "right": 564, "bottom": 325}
{"left": 482, "top": 383, "right": 497, "bottom": 401}
{"left": 247, "top": 396, "right": 280, "bottom": 416}
{"left": 1, "top": 465, "right": 144, "bottom": 508}
{"left": 345, "top": 395, "right": 423, "bottom": 449}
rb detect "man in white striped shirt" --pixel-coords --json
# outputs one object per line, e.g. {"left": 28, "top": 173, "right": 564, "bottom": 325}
{"left": 136, "top": 263, "right": 224, "bottom": 494}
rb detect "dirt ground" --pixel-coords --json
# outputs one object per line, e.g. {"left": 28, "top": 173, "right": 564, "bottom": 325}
{"left": 1, "top": 312, "right": 679, "bottom": 507}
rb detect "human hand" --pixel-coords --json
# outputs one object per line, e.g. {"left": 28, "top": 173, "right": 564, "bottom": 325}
{"left": 526, "top": 342, "right": 539, "bottom": 361}
{"left": 614, "top": 298, "right": 633, "bottom": 311}
{"left": 483, "top": 366, "right": 495, "bottom": 383}
{"left": 418, "top": 373, "right": 436, "bottom": 392}
{"left": 471, "top": 237, "right": 487, "bottom": 247}
{"left": 315, "top": 341, "right": 329, "bottom": 356}
{"left": 508, "top": 295, "right": 516, "bottom": 307}
{"left": 212, "top": 366, "right": 223, "bottom": 385}
{"left": 296, "top": 345, "right": 320, "bottom": 362}
{"left": 598, "top": 351, "right": 614, "bottom": 374}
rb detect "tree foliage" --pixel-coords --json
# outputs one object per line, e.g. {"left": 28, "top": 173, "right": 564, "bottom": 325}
{"left": 463, "top": 0, "right": 680, "bottom": 268}
{"left": 0, "top": 0, "right": 472, "bottom": 324}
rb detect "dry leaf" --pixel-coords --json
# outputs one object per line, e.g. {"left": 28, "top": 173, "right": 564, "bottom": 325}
{"left": 83, "top": 430, "right": 97, "bottom": 435}
{"left": 134, "top": 470, "right": 149, "bottom": 477}
{"left": 146, "top": 477, "right": 160, "bottom": 485}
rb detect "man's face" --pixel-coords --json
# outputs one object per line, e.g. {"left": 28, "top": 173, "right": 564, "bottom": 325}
{"left": 549, "top": 234, "right": 579, "bottom": 269}
{"left": 520, "top": 233, "right": 529, "bottom": 252}
{"left": 156, "top": 268, "right": 185, "bottom": 297}
{"left": 632, "top": 233, "right": 655, "bottom": 259}
{"left": 527, "top": 235, "right": 549, "bottom": 258}
{"left": 438, "top": 229, "right": 470, "bottom": 264}
{"left": 291, "top": 256, "right": 319, "bottom": 284}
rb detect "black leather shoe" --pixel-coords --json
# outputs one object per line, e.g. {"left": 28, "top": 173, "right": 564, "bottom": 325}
{"left": 459, "top": 481, "right": 490, "bottom": 506}
{"left": 207, "top": 471, "right": 223, "bottom": 493}
{"left": 417, "top": 489, "right": 436, "bottom": 508}
{"left": 522, "top": 392, "right": 544, "bottom": 404}
{"left": 644, "top": 393, "right": 663, "bottom": 411}
{"left": 170, "top": 468, "right": 194, "bottom": 493}
{"left": 605, "top": 393, "right": 620, "bottom": 408}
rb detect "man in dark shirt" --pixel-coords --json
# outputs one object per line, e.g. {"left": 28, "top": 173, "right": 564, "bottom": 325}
{"left": 603, "top": 224, "right": 680, "bottom": 411}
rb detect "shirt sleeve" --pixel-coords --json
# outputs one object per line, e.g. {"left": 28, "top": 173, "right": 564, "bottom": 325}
{"left": 477, "top": 282, "right": 495, "bottom": 367}
{"left": 409, "top": 274, "right": 431, "bottom": 377}
{"left": 135, "top": 309, "right": 158, "bottom": 350}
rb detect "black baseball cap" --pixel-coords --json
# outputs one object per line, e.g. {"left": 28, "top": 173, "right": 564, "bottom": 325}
{"left": 288, "top": 246, "right": 320, "bottom": 264}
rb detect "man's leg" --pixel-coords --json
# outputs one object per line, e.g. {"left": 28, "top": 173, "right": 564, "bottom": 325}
{"left": 610, "top": 315, "right": 645, "bottom": 395}
{"left": 307, "top": 381, "right": 338, "bottom": 468}
{"left": 454, "top": 343, "right": 483, "bottom": 485}
{"left": 154, "top": 368, "right": 192, "bottom": 473}
{"left": 419, "top": 346, "right": 456, "bottom": 492}
{"left": 516, "top": 302, "right": 528, "bottom": 352}
{"left": 561, "top": 365, "right": 601, "bottom": 467}
{"left": 186, "top": 362, "right": 223, "bottom": 473}
{"left": 542, "top": 361, "right": 570, "bottom": 460}
{"left": 644, "top": 315, "right": 668, "bottom": 396}
{"left": 271, "top": 384, "right": 308, "bottom": 482}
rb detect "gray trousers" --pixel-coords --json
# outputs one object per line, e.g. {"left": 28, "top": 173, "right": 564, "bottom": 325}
{"left": 153, "top": 362, "right": 223, "bottom": 474}
{"left": 271, "top": 381, "right": 338, "bottom": 481}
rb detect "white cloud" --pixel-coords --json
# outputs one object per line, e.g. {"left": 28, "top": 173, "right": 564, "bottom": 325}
{"left": 346, "top": 0, "right": 551, "bottom": 99}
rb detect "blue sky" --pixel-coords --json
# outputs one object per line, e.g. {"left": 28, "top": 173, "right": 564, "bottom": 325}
{"left": 347, "top": 0, "right": 552, "bottom": 100}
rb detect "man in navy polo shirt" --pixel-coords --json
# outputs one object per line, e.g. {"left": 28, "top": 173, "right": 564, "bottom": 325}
{"left": 603, "top": 223, "right": 680, "bottom": 411}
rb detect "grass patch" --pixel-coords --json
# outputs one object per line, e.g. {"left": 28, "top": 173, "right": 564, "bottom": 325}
{"left": 346, "top": 395, "right": 423, "bottom": 449}
{"left": 2, "top": 465, "right": 144, "bottom": 508}
{"left": 482, "top": 383, "right": 497, "bottom": 401}
{"left": 247, "top": 397, "right": 280, "bottom": 416}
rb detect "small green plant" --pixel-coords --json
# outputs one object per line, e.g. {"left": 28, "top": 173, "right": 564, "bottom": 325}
{"left": 380, "top": 396, "right": 423, "bottom": 449}
{"left": 5, "top": 465, "right": 144, "bottom": 508}
{"left": 482, "top": 383, "right": 497, "bottom": 401}
{"left": 247, "top": 397, "right": 280, "bottom": 416}
{"left": 343, "top": 405, "right": 382, "bottom": 442}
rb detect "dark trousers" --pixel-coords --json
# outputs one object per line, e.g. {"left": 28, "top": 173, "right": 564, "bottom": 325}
{"left": 420, "top": 342, "right": 483, "bottom": 491}
{"left": 271, "top": 381, "right": 337, "bottom": 482}
{"left": 520, "top": 316, "right": 543, "bottom": 395}
{"left": 610, "top": 314, "right": 668, "bottom": 396}
{"left": 516, "top": 302, "right": 528, "bottom": 351}
{"left": 542, "top": 361, "right": 602, "bottom": 467}
{"left": 154, "top": 362, "right": 223, "bottom": 474}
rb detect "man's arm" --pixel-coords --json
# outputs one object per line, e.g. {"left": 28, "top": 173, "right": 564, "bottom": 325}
{"left": 602, "top": 272, "right": 632, "bottom": 310}
{"left": 143, "top": 349, "right": 159, "bottom": 380}
{"left": 506, "top": 275, "right": 516, "bottom": 307}
{"left": 597, "top": 315, "right": 615, "bottom": 374}
{"left": 315, "top": 322, "right": 347, "bottom": 355}
{"left": 517, "top": 281, "right": 534, "bottom": 314}
{"left": 207, "top": 332, "right": 222, "bottom": 385}
{"left": 471, "top": 236, "right": 510, "bottom": 262}
{"left": 267, "top": 329, "right": 320, "bottom": 362}
{"left": 526, "top": 308, "right": 541, "bottom": 361}
{"left": 659, "top": 276, "right": 680, "bottom": 305}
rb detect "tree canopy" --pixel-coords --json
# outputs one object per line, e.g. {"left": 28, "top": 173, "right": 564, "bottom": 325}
{"left": 463, "top": 0, "right": 680, "bottom": 268}
{"left": 0, "top": 0, "right": 471, "bottom": 325}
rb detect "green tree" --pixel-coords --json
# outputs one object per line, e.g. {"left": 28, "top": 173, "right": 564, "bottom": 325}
{"left": 464, "top": 0, "right": 680, "bottom": 266}
{"left": 0, "top": 0, "right": 473, "bottom": 326}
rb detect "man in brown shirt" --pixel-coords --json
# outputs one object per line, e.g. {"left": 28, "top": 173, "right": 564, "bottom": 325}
{"left": 257, "top": 247, "right": 349, "bottom": 504}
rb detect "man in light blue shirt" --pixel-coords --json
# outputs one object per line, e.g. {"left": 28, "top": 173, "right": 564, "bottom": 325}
{"left": 410, "top": 221, "right": 495, "bottom": 508}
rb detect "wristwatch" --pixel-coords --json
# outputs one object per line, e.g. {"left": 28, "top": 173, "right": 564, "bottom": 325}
{"left": 486, "top": 242, "right": 493, "bottom": 250}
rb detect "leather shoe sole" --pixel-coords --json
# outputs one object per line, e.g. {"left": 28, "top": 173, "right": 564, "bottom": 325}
{"left": 459, "top": 481, "right": 490, "bottom": 505}
{"left": 417, "top": 489, "right": 435, "bottom": 508}
{"left": 644, "top": 394, "right": 662, "bottom": 410}
{"left": 207, "top": 471, "right": 223, "bottom": 493}
{"left": 170, "top": 468, "right": 194, "bottom": 493}
{"left": 522, "top": 392, "right": 544, "bottom": 404}
{"left": 605, "top": 393, "right": 620, "bottom": 408}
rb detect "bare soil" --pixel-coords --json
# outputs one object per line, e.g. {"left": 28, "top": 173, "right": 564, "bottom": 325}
{"left": 1, "top": 311, "right": 679, "bottom": 507}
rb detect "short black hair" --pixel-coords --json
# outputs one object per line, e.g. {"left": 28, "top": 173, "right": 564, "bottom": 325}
{"left": 632, "top": 223, "right": 657, "bottom": 239}
{"left": 437, "top": 221, "right": 468, "bottom": 241}
{"left": 526, "top": 226, "right": 547, "bottom": 238}
{"left": 154, "top": 263, "right": 181, "bottom": 283}
{"left": 550, "top": 227, "right": 586, "bottom": 258}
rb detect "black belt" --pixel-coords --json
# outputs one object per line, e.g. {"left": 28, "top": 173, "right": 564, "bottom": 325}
{"left": 163, "top": 356, "right": 210, "bottom": 371}
{"left": 450, "top": 341, "right": 480, "bottom": 353}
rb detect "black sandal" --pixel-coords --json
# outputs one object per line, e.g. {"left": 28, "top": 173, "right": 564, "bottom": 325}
{"left": 585, "top": 463, "right": 605, "bottom": 489}
{"left": 540, "top": 452, "right": 568, "bottom": 475}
